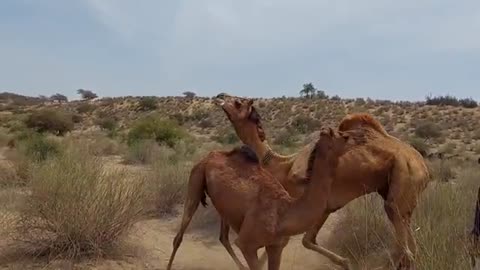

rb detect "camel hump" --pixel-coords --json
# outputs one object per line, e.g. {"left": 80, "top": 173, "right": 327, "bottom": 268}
{"left": 338, "top": 113, "right": 388, "bottom": 136}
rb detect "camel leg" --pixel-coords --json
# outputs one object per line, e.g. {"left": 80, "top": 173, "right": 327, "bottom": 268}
{"left": 219, "top": 219, "right": 249, "bottom": 270}
{"left": 265, "top": 245, "right": 284, "bottom": 270}
{"left": 385, "top": 202, "right": 416, "bottom": 270}
{"left": 166, "top": 162, "right": 206, "bottom": 270}
{"left": 166, "top": 203, "right": 197, "bottom": 270}
{"left": 302, "top": 213, "right": 351, "bottom": 270}
{"left": 265, "top": 238, "right": 289, "bottom": 270}
{"left": 235, "top": 243, "right": 260, "bottom": 270}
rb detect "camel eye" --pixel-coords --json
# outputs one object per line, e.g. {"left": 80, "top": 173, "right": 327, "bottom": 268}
{"left": 234, "top": 100, "right": 242, "bottom": 109}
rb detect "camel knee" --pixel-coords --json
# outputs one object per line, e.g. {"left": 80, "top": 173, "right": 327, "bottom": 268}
{"left": 173, "top": 233, "right": 183, "bottom": 249}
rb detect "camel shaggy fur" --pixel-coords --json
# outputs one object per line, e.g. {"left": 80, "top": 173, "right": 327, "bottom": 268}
{"left": 167, "top": 128, "right": 356, "bottom": 270}
{"left": 216, "top": 94, "right": 431, "bottom": 269}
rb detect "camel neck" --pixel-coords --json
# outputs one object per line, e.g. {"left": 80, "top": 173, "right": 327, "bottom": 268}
{"left": 247, "top": 139, "right": 293, "bottom": 167}
{"left": 277, "top": 159, "right": 334, "bottom": 236}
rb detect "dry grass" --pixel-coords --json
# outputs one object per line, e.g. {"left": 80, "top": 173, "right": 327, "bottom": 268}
{"left": 329, "top": 163, "right": 477, "bottom": 269}
{"left": 14, "top": 146, "right": 147, "bottom": 258}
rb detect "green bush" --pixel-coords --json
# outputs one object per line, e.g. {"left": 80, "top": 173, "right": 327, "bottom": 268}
{"left": 24, "top": 109, "right": 74, "bottom": 136}
{"left": 16, "top": 147, "right": 146, "bottom": 257}
{"left": 137, "top": 97, "right": 158, "bottom": 111}
{"left": 127, "top": 116, "right": 185, "bottom": 147}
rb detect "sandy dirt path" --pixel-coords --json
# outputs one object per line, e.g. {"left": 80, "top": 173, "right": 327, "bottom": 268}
{"left": 84, "top": 210, "right": 343, "bottom": 270}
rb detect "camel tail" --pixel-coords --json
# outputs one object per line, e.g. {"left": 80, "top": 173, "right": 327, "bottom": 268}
{"left": 167, "top": 160, "right": 208, "bottom": 270}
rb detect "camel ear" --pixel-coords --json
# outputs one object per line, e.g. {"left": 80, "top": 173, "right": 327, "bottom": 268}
{"left": 247, "top": 99, "right": 254, "bottom": 107}
{"left": 249, "top": 106, "right": 261, "bottom": 122}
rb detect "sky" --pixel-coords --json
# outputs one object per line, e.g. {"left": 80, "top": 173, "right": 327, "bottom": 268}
{"left": 0, "top": 0, "right": 479, "bottom": 101}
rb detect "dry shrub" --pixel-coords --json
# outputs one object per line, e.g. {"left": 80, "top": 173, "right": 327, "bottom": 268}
{"left": 123, "top": 139, "right": 161, "bottom": 164}
{"left": 328, "top": 195, "right": 393, "bottom": 268}
{"left": 144, "top": 148, "right": 189, "bottom": 216}
{"left": 85, "top": 135, "right": 121, "bottom": 157}
{"left": 329, "top": 164, "right": 475, "bottom": 269}
{"left": 0, "top": 127, "right": 12, "bottom": 146}
{"left": 0, "top": 162, "right": 22, "bottom": 187}
{"left": 15, "top": 147, "right": 146, "bottom": 258}
{"left": 428, "top": 159, "right": 456, "bottom": 182}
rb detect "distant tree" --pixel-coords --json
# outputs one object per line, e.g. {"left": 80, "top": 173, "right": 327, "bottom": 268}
{"left": 183, "top": 91, "right": 196, "bottom": 98}
{"left": 330, "top": 95, "right": 341, "bottom": 101}
{"left": 300, "top": 83, "right": 316, "bottom": 99}
{"left": 38, "top": 95, "right": 49, "bottom": 102}
{"left": 77, "top": 89, "right": 98, "bottom": 100}
{"left": 50, "top": 93, "right": 68, "bottom": 103}
{"left": 316, "top": 90, "right": 328, "bottom": 99}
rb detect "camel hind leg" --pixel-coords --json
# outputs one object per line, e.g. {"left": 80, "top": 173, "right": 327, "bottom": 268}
{"left": 166, "top": 162, "right": 207, "bottom": 270}
{"left": 384, "top": 165, "right": 422, "bottom": 270}
{"left": 219, "top": 219, "right": 249, "bottom": 270}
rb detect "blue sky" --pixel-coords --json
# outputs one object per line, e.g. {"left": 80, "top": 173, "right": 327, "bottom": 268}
{"left": 1, "top": 0, "right": 479, "bottom": 101}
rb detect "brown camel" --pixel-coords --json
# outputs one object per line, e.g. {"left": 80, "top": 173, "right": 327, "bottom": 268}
{"left": 215, "top": 94, "right": 431, "bottom": 269}
{"left": 167, "top": 128, "right": 356, "bottom": 270}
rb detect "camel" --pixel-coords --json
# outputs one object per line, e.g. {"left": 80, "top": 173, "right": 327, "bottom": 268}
{"left": 215, "top": 94, "right": 431, "bottom": 269}
{"left": 167, "top": 127, "right": 357, "bottom": 270}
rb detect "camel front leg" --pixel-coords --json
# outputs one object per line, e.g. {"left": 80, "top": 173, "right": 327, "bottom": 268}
{"left": 302, "top": 213, "right": 352, "bottom": 270}
{"left": 265, "top": 238, "right": 289, "bottom": 270}
{"left": 219, "top": 219, "right": 249, "bottom": 270}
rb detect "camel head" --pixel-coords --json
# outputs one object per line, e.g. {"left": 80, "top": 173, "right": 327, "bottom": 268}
{"left": 316, "top": 127, "right": 351, "bottom": 164}
{"left": 214, "top": 93, "right": 266, "bottom": 143}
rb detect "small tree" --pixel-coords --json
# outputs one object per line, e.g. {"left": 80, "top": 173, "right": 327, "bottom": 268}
{"left": 77, "top": 89, "right": 98, "bottom": 100}
{"left": 50, "top": 93, "right": 68, "bottom": 103}
{"left": 183, "top": 91, "right": 196, "bottom": 98}
{"left": 300, "top": 83, "right": 317, "bottom": 99}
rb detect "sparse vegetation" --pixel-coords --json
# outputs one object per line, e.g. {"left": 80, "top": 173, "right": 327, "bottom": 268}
{"left": 127, "top": 116, "right": 186, "bottom": 147}
{"left": 137, "top": 96, "right": 158, "bottom": 111}
{"left": 76, "top": 103, "right": 96, "bottom": 114}
{"left": 414, "top": 121, "right": 442, "bottom": 139}
{"left": 15, "top": 147, "right": 146, "bottom": 258}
